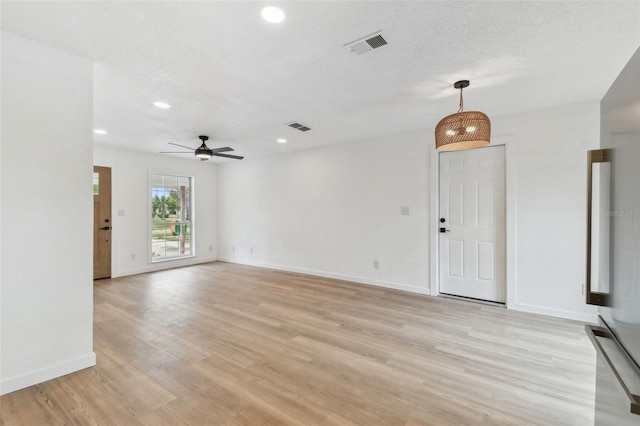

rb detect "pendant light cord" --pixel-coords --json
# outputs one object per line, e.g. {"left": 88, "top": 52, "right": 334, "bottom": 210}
{"left": 457, "top": 88, "right": 464, "bottom": 113}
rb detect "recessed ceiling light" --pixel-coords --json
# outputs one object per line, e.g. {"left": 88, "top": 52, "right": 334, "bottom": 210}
{"left": 261, "top": 6, "right": 285, "bottom": 23}
{"left": 94, "top": 129, "right": 107, "bottom": 135}
{"left": 277, "top": 138, "right": 287, "bottom": 144}
{"left": 153, "top": 101, "right": 171, "bottom": 109}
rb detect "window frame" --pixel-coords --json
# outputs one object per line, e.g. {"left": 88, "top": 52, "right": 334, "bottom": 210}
{"left": 148, "top": 171, "right": 196, "bottom": 263}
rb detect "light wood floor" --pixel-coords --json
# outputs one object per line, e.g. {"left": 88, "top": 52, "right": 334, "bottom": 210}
{"left": 1, "top": 262, "right": 596, "bottom": 425}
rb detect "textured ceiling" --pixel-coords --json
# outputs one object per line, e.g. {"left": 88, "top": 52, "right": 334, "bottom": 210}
{"left": 2, "top": 1, "right": 639, "bottom": 162}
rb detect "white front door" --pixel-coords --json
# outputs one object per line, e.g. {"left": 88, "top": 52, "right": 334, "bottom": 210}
{"left": 439, "top": 146, "right": 506, "bottom": 303}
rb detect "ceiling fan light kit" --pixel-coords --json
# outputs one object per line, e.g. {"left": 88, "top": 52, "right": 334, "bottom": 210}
{"left": 435, "top": 80, "right": 491, "bottom": 152}
{"left": 195, "top": 136, "right": 214, "bottom": 159}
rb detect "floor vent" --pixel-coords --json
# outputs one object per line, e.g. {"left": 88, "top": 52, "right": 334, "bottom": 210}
{"left": 287, "top": 122, "right": 312, "bottom": 132}
{"left": 345, "top": 31, "right": 387, "bottom": 55}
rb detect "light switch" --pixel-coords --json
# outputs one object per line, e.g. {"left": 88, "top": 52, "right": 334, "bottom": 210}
{"left": 400, "top": 206, "right": 410, "bottom": 215}
{"left": 118, "top": 209, "right": 125, "bottom": 217}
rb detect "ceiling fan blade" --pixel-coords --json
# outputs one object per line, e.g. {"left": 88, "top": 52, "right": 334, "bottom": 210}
{"left": 159, "top": 151, "right": 193, "bottom": 154}
{"left": 213, "top": 153, "right": 244, "bottom": 160}
{"left": 211, "top": 147, "right": 234, "bottom": 153}
{"left": 168, "top": 142, "right": 195, "bottom": 150}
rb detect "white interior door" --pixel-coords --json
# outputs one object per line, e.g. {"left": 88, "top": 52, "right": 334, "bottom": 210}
{"left": 439, "top": 146, "right": 506, "bottom": 303}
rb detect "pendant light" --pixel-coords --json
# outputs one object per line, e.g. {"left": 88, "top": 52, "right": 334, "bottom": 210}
{"left": 435, "top": 80, "right": 490, "bottom": 151}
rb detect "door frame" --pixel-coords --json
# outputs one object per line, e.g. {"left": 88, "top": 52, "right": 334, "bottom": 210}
{"left": 429, "top": 135, "right": 516, "bottom": 308}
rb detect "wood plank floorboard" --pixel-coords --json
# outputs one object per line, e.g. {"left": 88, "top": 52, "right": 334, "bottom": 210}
{"left": 1, "top": 262, "right": 596, "bottom": 425}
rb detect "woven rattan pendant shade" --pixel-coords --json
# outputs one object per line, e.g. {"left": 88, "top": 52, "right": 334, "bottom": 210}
{"left": 435, "top": 80, "right": 490, "bottom": 151}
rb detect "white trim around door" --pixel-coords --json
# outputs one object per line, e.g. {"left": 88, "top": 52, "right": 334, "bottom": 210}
{"left": 430, "top": 135, "right": 517, "bottom": 308}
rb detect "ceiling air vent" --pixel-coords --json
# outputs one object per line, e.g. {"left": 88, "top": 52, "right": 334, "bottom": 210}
{"left": 287, "top": 122, "right": 312, "bottom": 132}
{"left": 344, "top": 31, "right": 387, "bottom": 55}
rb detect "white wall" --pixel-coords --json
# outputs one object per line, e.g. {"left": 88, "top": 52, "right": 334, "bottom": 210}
{"left": 93, "top": 145, "right": 218, "bottom": 277}
{"left": 0, "top": 32, "right": 95, "bottom": 394}
{"left": 217, "top": 132, "right": 431, "bottom": 294}
{"left": 218, "top": 101, "right": 599, "bottom": 322}
{"left": 493, "top": 101, "right": 600, "bottom": 322}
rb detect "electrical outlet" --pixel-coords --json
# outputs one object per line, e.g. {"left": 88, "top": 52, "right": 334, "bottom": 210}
{"left": 373, "top": 260, "right": 379, "bottom": 269}
{"left": 581, "top": 283, "right": 585, "bottom": 295}
{"left": 131, "top": 253, "right": 136, "bottom": 260}
{"left": 209, "top": 245, "right": 213, "bottom": 252}
{"left": 400, "top": 206, "right": 410, "bottom": 215}
{"left": 250, "top": 247, "right": 254, "bottom": 254}
{"left": 232, "top": 246, "right": 236, "bottom": 252}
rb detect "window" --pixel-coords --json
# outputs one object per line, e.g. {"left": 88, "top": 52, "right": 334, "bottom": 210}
{"left": 150, "top": 173, "right": 193, "bottom": 261}
{"left": 93, "top": 172, "right": 100, "bottom": 195}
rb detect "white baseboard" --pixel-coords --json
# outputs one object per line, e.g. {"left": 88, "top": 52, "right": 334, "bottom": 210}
{"left": 0, "top": 352, "right": 96, "bottom": 396}
{"left": 222, "top": 258, "right": 598, "bottom": 323}
{"left": 217, "top": 257, "right": 431, "bottom": 296}
{"left": 121, "top": 257, "right": 595, "bottom": 324}
{"left": 112, "top": 256, "right": 217, "bottom": 278}
{"left": 511, "top": 302, "right": 598, "bottom": 323}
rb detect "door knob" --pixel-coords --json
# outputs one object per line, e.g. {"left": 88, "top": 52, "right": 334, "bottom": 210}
{"left": 100, "top": 226, "right": 111, "bottom": 231}
{"left": 439, "top": 227, "right": 450, "bottom": 233}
